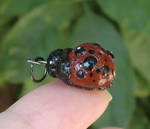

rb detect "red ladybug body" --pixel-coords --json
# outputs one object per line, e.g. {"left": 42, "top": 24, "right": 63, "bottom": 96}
{"left": 69, "top": 43, "right": 116, "bottom": 90}
{"left": 46, "top": 43, "right": 116, "bottom": 90}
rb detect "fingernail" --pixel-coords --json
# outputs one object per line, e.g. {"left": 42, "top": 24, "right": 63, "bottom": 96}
{"left": 104, "top": 90, "right": 112, "bottom": 102}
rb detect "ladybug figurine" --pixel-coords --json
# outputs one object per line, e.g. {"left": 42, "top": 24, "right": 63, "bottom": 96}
{"left": 27, "top": 43, "right": 116, "bottom": 90}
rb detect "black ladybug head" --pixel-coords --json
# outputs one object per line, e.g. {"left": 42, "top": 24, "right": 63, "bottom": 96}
{"left": 46, "top": 49, "right": 63, "bottom": 77}
{"left": 46, "top": 48, "right": 72, "bottom": 79}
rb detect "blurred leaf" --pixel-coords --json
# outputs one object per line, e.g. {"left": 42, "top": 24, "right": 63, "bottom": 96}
{"left": 122, "top": 26, "right": 150, "bottom": 82}
{"left": 0, "top": 0, "right": 50, "bottom": 18}
{"left": 127, "top": 107, "right": 149, "bottom": 129}
{"left": 127, "top": 98, "right": 150, "bottom": 129}
{"left": 0, "top": 83, "right": 22, "bottom": 112}
{"left": 0, "top": 17, "right": 18, "bottom": 42}
{"left": 134, "top": 69, "right": 150, "bottom": 98}
{"left": 0, "top": 0, "right": 51, "bottom": 50}
{"left": 97, "top": 0, "right": 150, "bottom": 34}
{"left": 71, "top": 7, "right": 134, "bottom": 128}
{"left": 1, "top": 1, "right": 74, "bottom": 83}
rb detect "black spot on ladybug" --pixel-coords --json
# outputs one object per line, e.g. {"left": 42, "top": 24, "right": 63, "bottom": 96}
{"left": 77, "top": 70, "right": 85, "bottom": 78}
{"left": 104, "top": 65, "right": 109, "bottom": 76}
{"left": 96, "top": 67, "right": 101, "bottom": 73}
{"left": 88, "top": 49, "right": 95, "bottom": 54}
{"left": 93, "top": 79, "right": 96, "bottom": 82}
{"left": 73, "top": 59, "right": 77, "bottom": 62}
{"left": 98, "top": 51, "right": 103, "bottom": 55}
{"left": 107, "top": 50, "right": 114, "bottom": 59}
{"left": 92, "top": 43, "right": 100, "bottom": 47}
{"left": 89, "top": 73, "right": 93, "bottom": 77}
{"left": 75, "top": 47, "right": 86, "bottom": 56}
{"left": 83, "top": 56, "right": 97, "bottom": 71}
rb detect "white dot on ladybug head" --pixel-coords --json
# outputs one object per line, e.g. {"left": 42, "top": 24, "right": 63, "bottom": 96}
{"left": 77, "top": 47, "right": 81, "bottom": 50}
{"left": 49, "top": 60, "right": 53, "bottom": 65}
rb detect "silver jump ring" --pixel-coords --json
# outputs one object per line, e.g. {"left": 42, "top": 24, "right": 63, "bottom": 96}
{"left": 27, "top": 57, "right": 47, "bottom": 82}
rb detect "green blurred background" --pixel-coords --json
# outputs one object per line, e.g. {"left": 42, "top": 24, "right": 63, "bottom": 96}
{"left": 0, "top": 0, "right": 150, "bottom": 128}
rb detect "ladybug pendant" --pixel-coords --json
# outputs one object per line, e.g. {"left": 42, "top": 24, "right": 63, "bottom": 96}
{"left": 27, "top": 43, "right": 116, "bottom": 90}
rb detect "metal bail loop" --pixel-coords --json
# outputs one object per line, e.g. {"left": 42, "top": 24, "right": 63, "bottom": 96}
{"left": 27, "top": 57, "right": 47, "bottom": 83}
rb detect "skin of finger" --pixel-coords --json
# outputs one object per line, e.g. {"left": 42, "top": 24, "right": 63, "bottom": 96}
{"left": 0, "top": 80, "right": 111, "bottom": 129}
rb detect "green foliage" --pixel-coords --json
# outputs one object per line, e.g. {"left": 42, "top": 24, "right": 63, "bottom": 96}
{"left": 133, "top": 69, "right": 150, "bottom": 98}
{"left": 121, "top": 26, "right": 150, "bottom": 99}
{"left": 1, "top": 1, "right": 73, "bottom": 83}
{"left": 122, "top": 27, "right": 150, "bottom": 81}
{"left": 0, "top": 0, "right": 149, "bottom": 129}
{"left": 127, "top": 105, "right": 150, "bottom": 129}
{"left": 98, "top": 0, "right": 150, "bottom": 33}
{"left": 0, "top": 0, "right": 50, "bottom": 17}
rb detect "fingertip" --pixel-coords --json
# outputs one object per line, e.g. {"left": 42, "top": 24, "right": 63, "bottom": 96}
{"left": 2, "top": 80, "right": 112, "bottom": 129}
{"left": 103, "top": 90, "right": 112, "bottom": 102}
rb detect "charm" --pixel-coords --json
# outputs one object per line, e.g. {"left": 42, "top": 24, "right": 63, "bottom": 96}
{"left": 27, "top": 43, "right": 116, "bottom": 90}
